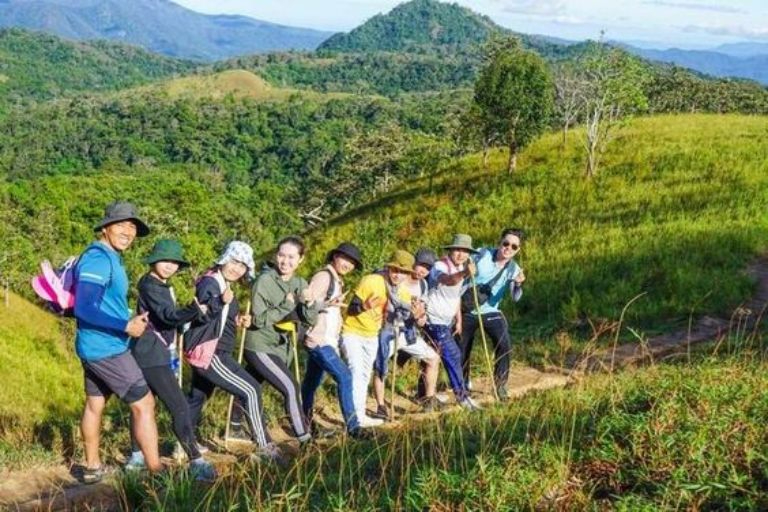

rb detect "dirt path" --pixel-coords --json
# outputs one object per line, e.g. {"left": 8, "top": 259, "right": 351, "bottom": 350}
{"left": 570, "top": 256, "right": 768, "bottom": 373}
{"left": 5, "top": 255, "right": 767, "bottom": 511}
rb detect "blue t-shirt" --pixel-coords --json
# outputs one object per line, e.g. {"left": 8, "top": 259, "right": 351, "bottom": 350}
{"left": 469, "top": 248, "right": 522, "bottom": 315}
{"left": 74, "top": 242, "right": 131, "bottom": 361}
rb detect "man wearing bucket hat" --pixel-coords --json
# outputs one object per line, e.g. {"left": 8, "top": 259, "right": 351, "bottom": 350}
{"left": 301, "top": 242, "right": 372, "bottom": 439}
{"left": 342, "top": 249, "right": 420, "bottom": 427}
{"left": 124, "top": 239, "right": 217, "bottom": 481}
{"left": 424, "top": 234, "right": 480, "bottom": 411}
{"left": 73, "top": 201, "right": 162, "bottom": 483}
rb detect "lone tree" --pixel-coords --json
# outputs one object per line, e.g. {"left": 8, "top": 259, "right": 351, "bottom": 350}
{"left": 473, "top": 37, "right": 554, "bottom": 173}
{"left": 577, "top": 42, "right": 649, "bottom": 178}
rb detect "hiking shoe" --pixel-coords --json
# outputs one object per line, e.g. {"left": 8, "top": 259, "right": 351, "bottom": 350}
{"left": 420, "top": 396, "right": 445, "bottom": 413}
{"left": 189, "top": 458, "right": 217, "bottom": 483}
{"left": 195, "top": 442, "right": 211, "bottom": 455}
{"left": 124, "top": 451, "right": 145, "bottom": 472}
{"left": 81, "top": 465, "right": 107, "bottom": 485}
{"left": 348, "top": 427, "right": 374, "bottom": 440}
{"left": 251, "top": 443, "right": 288, "bottom": 468}
{"left": 459, "top": 396, "right": 482, "bottom": 412}
{"left": 496, "top": 386, "right": 510, "bottom": 401}
{"left": 372, "top": 404, "right": 390, "bottom": 421}
{"left": 309, "top": 421, "right": 337, "bottom": 439}
{"left": 358, "top": 415, "right": 385, "bottom": 428}
{"left": 227, "top": 427, "right": 252, "bottom": 443}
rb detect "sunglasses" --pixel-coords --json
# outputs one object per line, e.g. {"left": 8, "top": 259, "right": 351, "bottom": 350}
{"left": 501, "top": 241, "right": 520, "bottom": 250}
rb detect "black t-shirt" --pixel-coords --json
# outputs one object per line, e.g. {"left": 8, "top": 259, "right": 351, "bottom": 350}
{"left": 130, "top": 273, "right": 201, "bottom": 368}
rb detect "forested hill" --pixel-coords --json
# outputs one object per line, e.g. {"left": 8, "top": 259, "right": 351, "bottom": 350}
{"left": 0, "top": 0, "right": 332, "bottom": 61}
{"left": 318, "top": 0, "right": 568, "bottom": 57}
{"left": 0, "top": 28, "right": 194, "bottom": 105}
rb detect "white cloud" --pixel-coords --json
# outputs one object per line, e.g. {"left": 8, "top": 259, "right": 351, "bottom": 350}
{"left": 643, "top": 1, "right": 745, "bottom": 14}
{"left": 682, "top": 23, "right": 768, "bottom": 40}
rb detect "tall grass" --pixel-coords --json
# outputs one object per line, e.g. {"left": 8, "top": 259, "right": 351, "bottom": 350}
{"left": 120, "top": 332, "right": 768, "bottom": 510}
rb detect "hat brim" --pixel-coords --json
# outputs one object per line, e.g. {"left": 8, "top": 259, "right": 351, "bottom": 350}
{"left": 443, "top": 245, "right": 479, "bottom": 254}
{"left": 327, "top": 249, "right": 363, "bottom": 270}
{"left": 386, "top": 263, "right": 413, "bottom": 274}
{"left": 142, "top": 255, "right": 190, "bottom": 268}
{"left": 94, "top": 216, "right": 151, "bottom": 237}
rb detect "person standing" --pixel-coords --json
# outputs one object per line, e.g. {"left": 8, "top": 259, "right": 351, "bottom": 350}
{"left": 73, "top": 201, "right": 161, "bottom": 483}
{"left": 424, "top": 234, "right": 480, "bottom": 411}
{"left": 301, "top": 242, "right": 371, "bottom": 439}
{"left": 458, "top": 228, "right": 525, "bottom": 400}
{"left": 185, "top": 241, "right": 280, "bottom": 462}
{"left": 125, "top": 239, "right": 217, "bottom": 481}
{"left": 229, "top": 236, "right": 317, "bottom": 444}
{"left": 342, "top": 250, "right": 416, "bottom": 427}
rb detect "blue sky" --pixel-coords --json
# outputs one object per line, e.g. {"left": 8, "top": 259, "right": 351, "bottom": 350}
{"left": 173, "top": 0, "right": 768, "bottom": 49}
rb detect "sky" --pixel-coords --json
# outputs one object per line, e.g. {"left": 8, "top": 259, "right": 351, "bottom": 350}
{"left": 172, "top": 0, "right": 768, "bottom": 49}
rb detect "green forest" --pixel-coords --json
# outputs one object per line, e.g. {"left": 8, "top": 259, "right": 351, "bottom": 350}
{"left": 1, "top": 0, "right": 768, "bottom": 508}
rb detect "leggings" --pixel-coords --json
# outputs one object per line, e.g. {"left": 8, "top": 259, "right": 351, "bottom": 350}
{"left": 188, "top": 352, "right": 271, "bottom": 447}
{"left": 231, "top": 350, "right": 309, "bottom": 439}
{"left": 130, "top": 364, "right": 201, "bottom": 460}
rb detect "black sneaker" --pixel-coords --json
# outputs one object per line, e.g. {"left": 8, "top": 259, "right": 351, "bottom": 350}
{"left": 372, "top": 404, "right": 390, "bottom": 421}
{"left": 309, "top": 421, "right": 338, "bottom": 439}
{"left": 348, "top": 427, "right": 374, "bottom": 440}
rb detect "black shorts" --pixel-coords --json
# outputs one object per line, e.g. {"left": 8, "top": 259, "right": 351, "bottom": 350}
{"left": 82, "top": 351, "right": 148, "bottom": 404}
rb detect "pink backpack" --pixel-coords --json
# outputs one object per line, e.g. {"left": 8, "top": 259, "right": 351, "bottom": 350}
{"left": 31, "top": 245, "right": 111, "bottom": 316}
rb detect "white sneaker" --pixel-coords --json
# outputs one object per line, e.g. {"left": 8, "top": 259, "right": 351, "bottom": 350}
{"left": 358, "top": 415, "right": 385, "bottom": 427}
{"left": 124, "top": 451, "right": 145, "bottom": 471}
{"left": 459, "top": 396, "right": 482, "bottom": 411}
{"left": 434, "top": 393, "right": 450, "bottom": 404}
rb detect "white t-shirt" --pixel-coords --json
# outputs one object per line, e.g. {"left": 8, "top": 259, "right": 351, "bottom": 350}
{"left": 425, "top": 258, "right": 465, "bottom": 326}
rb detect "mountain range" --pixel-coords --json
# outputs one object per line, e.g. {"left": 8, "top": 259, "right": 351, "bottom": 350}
{"left": 0, "top": 0, "right": 332, "bottom": 60}
{"left": 0, "top": 0, "right": 765, "bottom": 85}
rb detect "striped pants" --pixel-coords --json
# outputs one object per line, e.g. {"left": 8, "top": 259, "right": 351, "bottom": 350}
{"left": 188, "top": 352, "right": 270, "bottom": 447}
{"left": 230, "top": 350, "right": 309, "bottom": 440}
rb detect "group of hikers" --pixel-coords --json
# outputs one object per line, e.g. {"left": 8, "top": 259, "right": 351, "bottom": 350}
{"left": 67, "top": 201, "right": 526, "bottom": 484}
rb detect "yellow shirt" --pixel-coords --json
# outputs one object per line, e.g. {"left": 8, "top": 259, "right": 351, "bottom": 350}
{"left": 342, "top": 273, "right": 411, "bottom": 338}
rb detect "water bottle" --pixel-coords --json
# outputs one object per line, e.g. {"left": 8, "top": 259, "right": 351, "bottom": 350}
{"left": 169, "top": 342, "right": 181, "bottom": 377}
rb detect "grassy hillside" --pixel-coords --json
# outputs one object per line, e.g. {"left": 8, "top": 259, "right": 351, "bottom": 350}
{"left": 131, "top": 69, "right": 349, "bottom": 102}
{"left": 304, "top": 114, "right": 768, "bottom": 346}
{"left": 0, "top": 291, "right": 81, "bottom": 467}
{"left": 123, "top": 349, "right": 768, "bottom": 510}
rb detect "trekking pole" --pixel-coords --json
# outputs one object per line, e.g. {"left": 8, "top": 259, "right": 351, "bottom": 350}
{"left": 173, "top": 332, "right": 186, "bottom": 463}
{"left": 275, "top": 320, "right": 301, "bottom": 383}
{"left": 470, "top": 275, "right": 499, "bottom": 401}
{"left": 224, "top": 299, "right": 251, "bottom": 449}
{"left": 390, "top": 320, "right": 402, "bottom": 421}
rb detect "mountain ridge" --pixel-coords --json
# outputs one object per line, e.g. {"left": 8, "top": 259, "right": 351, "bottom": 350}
{"left": 0, "top": 0, "right": 332, "bottom": 61}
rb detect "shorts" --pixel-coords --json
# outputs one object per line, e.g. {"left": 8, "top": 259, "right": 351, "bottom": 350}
{"left": 82, "top": 351, "right": 149, "bottom": 404}
{"left": 375, "top": 326, "right": 438, "bottom": 378}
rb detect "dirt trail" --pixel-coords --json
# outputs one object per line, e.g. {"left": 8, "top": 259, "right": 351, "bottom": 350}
{"left": 570, "top": 256, "right": 768, "bottom": 373}
{"left": 4, "top": 256, "right": 767, "bottom": 511}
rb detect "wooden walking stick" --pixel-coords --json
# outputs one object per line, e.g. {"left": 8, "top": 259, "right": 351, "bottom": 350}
{"left": 224, "top": 299, "right": 251, "bottom": 449}
{"left": 390, "top": 319, "right": 403, "bottom": 420}
{"left": 172, "top": 331, "right": 186, "bottom": 462}
{"left": 275, "top": 320, "right": 300, "bottom": 383}
{"left": 470, "top": 275, "right": 499, "bottom": 401}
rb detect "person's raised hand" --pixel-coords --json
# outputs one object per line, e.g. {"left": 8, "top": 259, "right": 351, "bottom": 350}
{"left": 222, "top": 287, "right": 234, "bottom": 304}
{"left": 364, "top": 295, "right": 383, "bottom": 311}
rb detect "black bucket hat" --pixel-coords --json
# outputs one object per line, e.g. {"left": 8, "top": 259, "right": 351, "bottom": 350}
{"left": 326, "top": 242, "right": 363, "bottom": 270}
{"left": 414, "top": 248, "right": 438, "bottom": 269}
{"left": 93, "top": 201, "right": 150, "bottom": 237}
{"left": 143, "top": 239, "right": 190, "bottom": 268}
